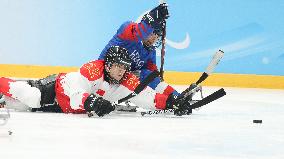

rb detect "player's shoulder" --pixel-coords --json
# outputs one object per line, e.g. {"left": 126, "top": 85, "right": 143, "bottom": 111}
{"left": 120, "top": 72, "right": 140, "bottom": 91}
{"left": 80, "top": 60, "right": 104, "bottom": 81}
{"left": 117, "top": 21, "right": 135, "bottom": 33}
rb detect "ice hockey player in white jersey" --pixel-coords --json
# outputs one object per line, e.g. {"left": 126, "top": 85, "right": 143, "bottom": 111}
{"left": 0, "top": 46, "right": 193, "bottom": 117}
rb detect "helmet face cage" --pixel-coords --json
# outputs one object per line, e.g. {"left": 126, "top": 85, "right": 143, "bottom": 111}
{"left": 144, "top": 20, "right": 165, "bottom": 51}
{"left": 143, "top": 32, "right": 163, "bottom": 51}
{"left": 111, "top": 57, "right": 131, "bottom": 71}
{"left": 152, "top": 33, "right": 163, "bottom": 49}
{"left": 152, "top": 20, "right": 165, "bottom": 50}
{"left": 105, "top": 46, "right": 131, "bottom": 70}
{"left": 104, "top": 46, "right": 132, "bottom": 84}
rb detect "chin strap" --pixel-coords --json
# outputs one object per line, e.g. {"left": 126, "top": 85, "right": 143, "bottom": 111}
{"left": 142, "top": 41, "right": 155, "bottom": 51}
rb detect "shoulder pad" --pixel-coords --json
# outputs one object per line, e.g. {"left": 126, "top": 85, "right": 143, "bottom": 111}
{"left": 80, "top": 60, "right": 104, "bottom": 81}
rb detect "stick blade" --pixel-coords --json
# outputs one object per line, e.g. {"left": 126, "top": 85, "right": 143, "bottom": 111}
{"left": 190, "top": 88, "right": 226, "bottom": 109}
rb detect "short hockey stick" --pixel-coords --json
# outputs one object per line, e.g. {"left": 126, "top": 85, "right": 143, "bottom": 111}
{"left": 159, "top": 0, "right": 167, "bottom": 81}
{"left": 117, "top": 70, "right": 160, "bottom": 104}
{"left": 88, "top": 70, "right": 160, "bottom": 117}
{"left": 141, "top": 50, "right": 225, "bottom": 116}
{"left": 141, "top": 88, "right": 226, "bottom": 116}
{"left": 159, "top": 21, "right": 166, "bottom": 81}
{"left": 196, "top": 50, "right": 224, "bottom": 85}
{"left": 179, "top": 50, "right": 224, "bottom": 99}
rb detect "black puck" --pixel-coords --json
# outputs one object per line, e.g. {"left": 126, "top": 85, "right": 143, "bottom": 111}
{"left": 253, "top": 120, "right": 262, "bottom": 124}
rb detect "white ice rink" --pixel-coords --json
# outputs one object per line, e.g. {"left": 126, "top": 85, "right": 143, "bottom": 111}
{"left": 1, "top": 86, "right": 284, "bottom": 159}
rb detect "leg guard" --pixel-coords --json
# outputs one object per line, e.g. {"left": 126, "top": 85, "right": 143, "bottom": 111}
{"left": 27, "top": 74, "right": 59, "bottom": 112}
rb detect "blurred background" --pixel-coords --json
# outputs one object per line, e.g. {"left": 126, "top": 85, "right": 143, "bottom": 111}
{"left": 0, "top": 0, "right": 284, "bottom": 75}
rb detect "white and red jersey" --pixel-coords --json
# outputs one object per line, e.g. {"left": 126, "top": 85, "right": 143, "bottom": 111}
{"left": 55, "top": 60, "right": 168, "bottom": 113}
{"left": 0, "top": 60, "right": 169, "bottom": 113}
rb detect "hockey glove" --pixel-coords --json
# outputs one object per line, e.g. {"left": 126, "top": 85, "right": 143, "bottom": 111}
{"left": 172, "top": 83, "right": 200, "bottom": 116}
{"left": 166, "top": 93, "right": 192, "bottom": 116}
{"left": 142, "top": 3, "right": 169, "bottom": 32}
{"left": 84, "top": 94, "right": 115, "bottom": 117}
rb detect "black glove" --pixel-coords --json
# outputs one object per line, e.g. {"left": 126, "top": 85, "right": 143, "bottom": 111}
{"left": 84, "top": 94, "right": 115, "bottom": 117}
{"left": 165, "top": 93, "right": 179, "bottom": 110}
{"left": 171, "top": 83, "right": 199, "bottom": 116}
{"left": 142, "top": 3, "right": 169, "bottom": 31}
{"left": 166, "top": 93, "right": 192, "bottom": 116}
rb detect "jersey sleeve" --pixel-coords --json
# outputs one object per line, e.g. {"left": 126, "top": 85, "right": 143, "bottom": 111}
{"left": 74, "top": 60, "right": 105, "bottom": 107}
{"left": 57, "top": 60, "right": 105, "bottom": 112}
{"left": 119, "top": 72, "right": 167, "bottom": 110}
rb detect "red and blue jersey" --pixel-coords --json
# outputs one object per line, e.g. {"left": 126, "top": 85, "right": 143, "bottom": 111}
{"left": 99, "top": 20, "right": 158, "bottom": 72}
{"left": 99, "top": 20, "right": 179, "bottom": 96}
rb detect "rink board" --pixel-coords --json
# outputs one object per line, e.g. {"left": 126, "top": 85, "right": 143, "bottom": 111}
{"left": 0, "top": 64, "right": 283, "bottom": 89}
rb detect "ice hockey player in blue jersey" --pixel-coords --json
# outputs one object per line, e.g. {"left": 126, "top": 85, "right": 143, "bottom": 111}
{"left": 99, "top": 3, "right": 180, "bottom": 99}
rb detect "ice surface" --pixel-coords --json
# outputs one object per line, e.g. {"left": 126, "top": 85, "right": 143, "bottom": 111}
{"left": 1, "top": 86, "right": 284, "bottom": 159}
